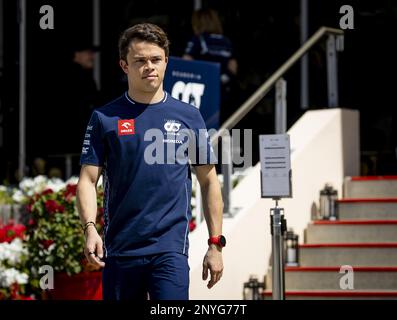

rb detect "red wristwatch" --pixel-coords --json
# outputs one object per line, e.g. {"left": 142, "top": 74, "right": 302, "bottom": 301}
{"left": 208, "top": 235, "right": 226, "bottom": 248}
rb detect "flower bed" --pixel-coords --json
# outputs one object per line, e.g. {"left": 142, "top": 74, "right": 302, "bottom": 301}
{"left": 25, "top": 179, "right": 104, "bottom": 297}
{"left": 0, "top": 169, "right": 232, "bottom": 299}
{"left": 0, "top": 222, "right": 31, "bottom": 299}
{"left": 0, "top": 175, "right": 103, "bottom": 299}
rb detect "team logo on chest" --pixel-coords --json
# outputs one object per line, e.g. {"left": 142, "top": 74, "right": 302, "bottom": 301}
{"left": 118, "top": 119, "right": 135, "bottom": 136}
{"left": 164, "top": 120, "right": 181, "bottom": 133}
{"left": 163, "top": 119, "right": 183, "bottom": 144}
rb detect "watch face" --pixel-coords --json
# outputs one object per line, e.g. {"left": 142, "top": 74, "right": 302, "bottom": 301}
{"left": 219, "top": 235, "right": 226, "bottom": 247}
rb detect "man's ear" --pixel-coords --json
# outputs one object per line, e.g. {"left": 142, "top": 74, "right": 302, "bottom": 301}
{"left": 165, "top": 56, "right": 168, "bottom": 64}
{"left": 119, "top": 59, "right": 129, "bottom": 74}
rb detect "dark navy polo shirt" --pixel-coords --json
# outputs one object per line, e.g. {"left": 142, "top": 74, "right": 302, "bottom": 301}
{"left": 80, "top": 91, "right": 216, "bottom": 258}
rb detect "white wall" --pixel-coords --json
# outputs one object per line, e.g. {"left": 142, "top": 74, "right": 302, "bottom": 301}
{"left": 188, "top": 108, "right": 360, "bottom": 299}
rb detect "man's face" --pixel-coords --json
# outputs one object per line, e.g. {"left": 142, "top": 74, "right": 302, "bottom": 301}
{"left": 120, "top": 40, "right": 168, "bottom": 94}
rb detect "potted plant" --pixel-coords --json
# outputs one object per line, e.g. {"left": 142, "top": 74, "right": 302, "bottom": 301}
{"left": 24, "top": 178, "right": 104, "bottom": 300}
{"left": 0, "top": 221, "right": 32, "bottom": 300}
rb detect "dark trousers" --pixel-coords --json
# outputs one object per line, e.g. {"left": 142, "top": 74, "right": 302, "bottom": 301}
{"left": 102, "top": 252, "right": 190, "bottom": 300}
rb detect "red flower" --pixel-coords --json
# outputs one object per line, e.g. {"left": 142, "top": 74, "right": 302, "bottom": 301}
{"left": 40, "top": 239, "right": 55, "bottom": 249}
{"left": 41, "top": 188, "right": 54, "bottom": 196}
{"left": 0, "top": 222, "right": 26, "bottom": 243}
{"left": 45, "top": 200, "right": 58, "bottom": 214}
{"left": 64, "top": 184, "right": 77, "bottom": 203}
{"left": 10, "top": 283, "right": 20, "bottom": 299}
{"left": 189, "top": 218, "right": 197, "bottom": 232}
{"left": 12, "top": 223, "right": 26, "bottom": 239}
{"left": 16, "top": 295, "right": 35, "bottom": 300}
{"left": 44, "top": 200, "right": 64, "bottom": 214}
{"left": 65, "top": 184, "right": 77, "bottom": 197}
{"left": 28, "top": 218, "right": 36, "bottom": 226}
{"left": 0, "top": 226, "right": 5, "bottom": 242}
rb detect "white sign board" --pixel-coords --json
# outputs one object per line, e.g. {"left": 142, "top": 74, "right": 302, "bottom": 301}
{"left": 259, "top": 134, "right": 292, "bottom": 198}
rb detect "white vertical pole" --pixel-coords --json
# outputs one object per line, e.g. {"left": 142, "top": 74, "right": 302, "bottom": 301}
{"left": 300, "top": 0, "right": 309, "bottom": 110}
{"left": 18, "top": 0, "right": 26, "bottom": 180}
{"left": 275, "top": 78, "right": 287, "bottom": 134}
{"left": 326, "top": 35, "right": 338, "bottom": 107}
{"left": 93, "top": 0, "right": 101, "bottom": 89}
{"left": 0, "top": 0, "right": 3, "bottom": 149}
{"left": 271, "top": 201, "right": 286, "bottom": 300}
{"left": 194, "top": 0, "right": 202, "bottom": 10}
{"left": 0, "top": 0, "right": 3, "bottom": 72}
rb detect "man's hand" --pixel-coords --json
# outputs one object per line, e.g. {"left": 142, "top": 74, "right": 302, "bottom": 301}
{"left": 84, "top": 226, "right": 105, "bottom": 268}
{"left": 202, "top": 245, "right": 223, "bottom": 289}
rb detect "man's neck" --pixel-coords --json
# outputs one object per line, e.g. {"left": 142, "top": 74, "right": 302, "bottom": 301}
{"left": 128, "top": 87, "right": 165, "bottom": 105}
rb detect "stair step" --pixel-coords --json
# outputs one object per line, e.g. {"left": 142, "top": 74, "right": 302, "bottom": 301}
{"left": 337, "top": 199, "right": 397, "bottom": 220}
{"left": 299, "top": 243, "right": 397, "bottom": 266}
{"left": 266, "top": 267, "right": 397, "bottom": 290}
{"left": 306, "top": 220, "right": 397, "bottom": 243}
{"left": 262, "top": 290, "right": 397, "bottom": 300}
{"left": 344, "top": 176, "right": 397, "bottom": 199}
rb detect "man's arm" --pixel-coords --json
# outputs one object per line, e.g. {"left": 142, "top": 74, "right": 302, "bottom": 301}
{"left": 76, "top": 164, "right": 105, "bottom": 267}
{"left": 195, "top": 164, "right": 224, "bottom": 289}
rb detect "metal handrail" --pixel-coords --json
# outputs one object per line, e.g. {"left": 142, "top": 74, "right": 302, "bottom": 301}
{"left": 210, "top": 26, "right": 344, "bottom": 144}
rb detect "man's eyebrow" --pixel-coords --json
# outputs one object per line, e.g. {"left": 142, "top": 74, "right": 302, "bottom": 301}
{"left": 132, "top": 55, "right": 163, "bottom": 60}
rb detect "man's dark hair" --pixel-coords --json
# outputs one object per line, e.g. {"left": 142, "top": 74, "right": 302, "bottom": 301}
{"left": 118, "top": 23, "right": 170, "bottom": 62}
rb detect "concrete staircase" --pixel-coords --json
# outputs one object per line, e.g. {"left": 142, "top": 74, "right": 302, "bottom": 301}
{"left": 264, "top": 176, "right": 397, "bottom": 299}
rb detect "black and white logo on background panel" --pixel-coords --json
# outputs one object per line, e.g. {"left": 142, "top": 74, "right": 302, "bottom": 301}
{"left": 171, "top": 81, "right": 205, "bottom": 108}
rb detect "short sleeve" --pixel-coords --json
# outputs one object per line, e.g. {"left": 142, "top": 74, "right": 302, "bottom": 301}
{"left": 190, "top": 110, "right": 217, "bottom": 166}
{"left": 79, "top": 111, "right": 105, "bottom": 166}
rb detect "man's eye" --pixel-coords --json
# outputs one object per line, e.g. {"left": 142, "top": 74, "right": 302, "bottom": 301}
{"left": 152, "top": 58, "right": 161, "bottom": 63}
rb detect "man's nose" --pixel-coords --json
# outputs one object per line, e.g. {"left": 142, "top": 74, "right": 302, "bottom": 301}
{"left": 145, "top": 60, "right": 154, "bottom": 70}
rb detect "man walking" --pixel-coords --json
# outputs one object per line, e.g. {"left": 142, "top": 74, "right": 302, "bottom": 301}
{"left": 76, "top": 23, "right": 225, "bottom": 300}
